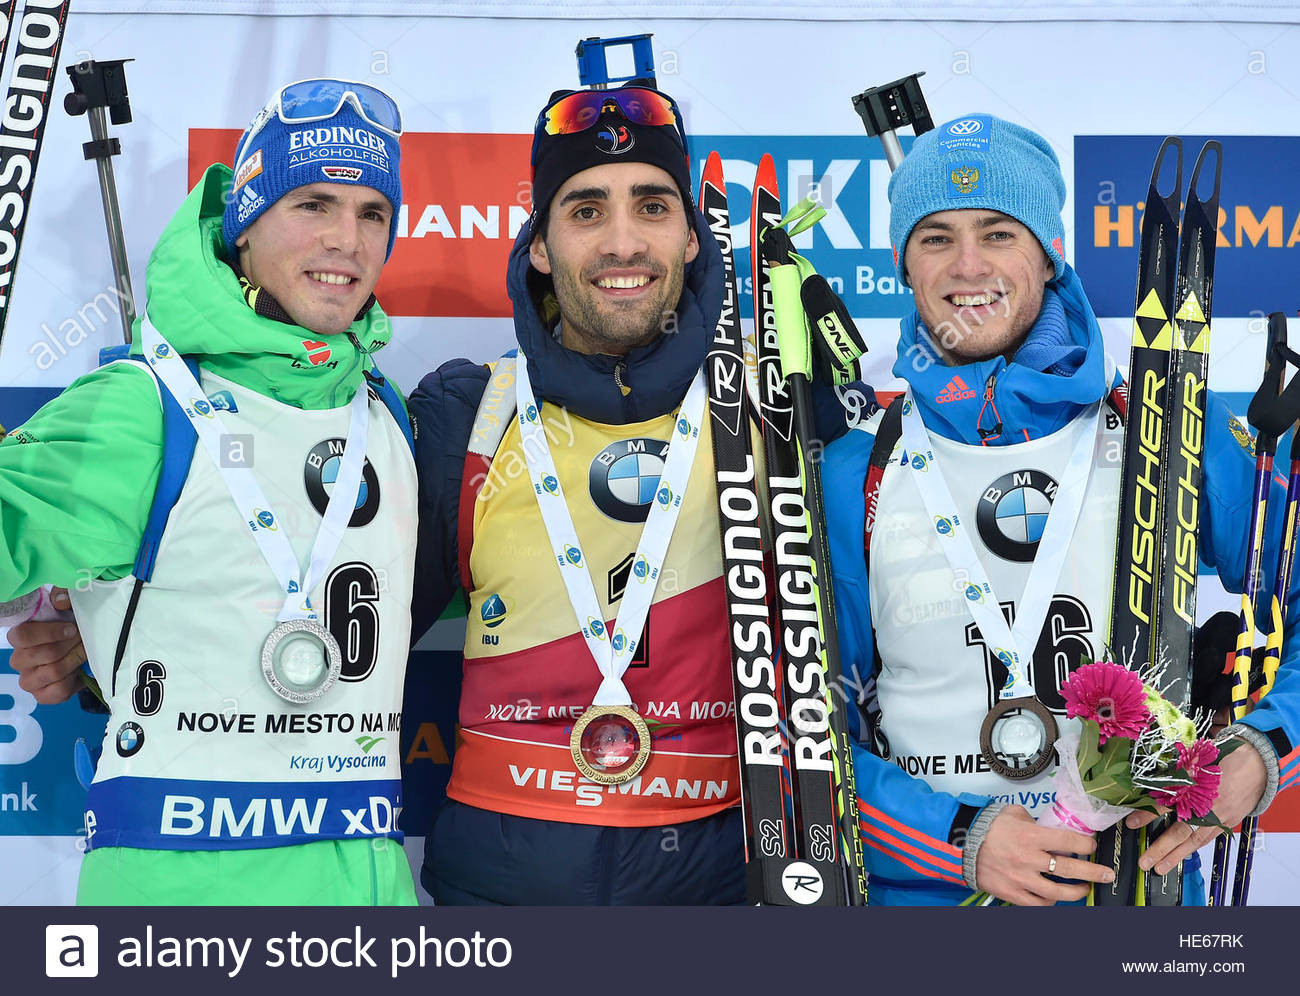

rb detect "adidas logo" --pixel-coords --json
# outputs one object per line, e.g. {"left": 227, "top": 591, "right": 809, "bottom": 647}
{"left": 936, "top": 374, "right": 977, "bottom": 404}
{"left": 236, "top": 183, "right": 266, "bottom": 224}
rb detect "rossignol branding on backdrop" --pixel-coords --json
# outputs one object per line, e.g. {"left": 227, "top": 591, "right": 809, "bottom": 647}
{"left": 0, "top": 0, "right": 70, "bottom": 326}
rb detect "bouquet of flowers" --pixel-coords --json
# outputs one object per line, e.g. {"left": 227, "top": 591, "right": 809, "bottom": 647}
{"left": 962, "top": 658, "right": 1235, "bottom": 906}
{"left": 1044, "top": 658, "right": 1232, "bottom": 835}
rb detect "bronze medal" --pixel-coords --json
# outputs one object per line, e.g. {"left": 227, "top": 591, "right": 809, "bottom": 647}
{"left": 979, "top": 696, "right": 1059, "bottom": 780}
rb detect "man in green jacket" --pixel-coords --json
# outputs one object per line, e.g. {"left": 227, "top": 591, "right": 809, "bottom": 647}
{"left": 0, "top": 79, "right": 418, "bottom": 905}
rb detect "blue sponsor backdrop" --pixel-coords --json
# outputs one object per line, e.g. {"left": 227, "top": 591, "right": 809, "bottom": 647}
{"left": 1074, "top": 135, "right": 1300, "bottom": 319}
{"left": 692, "top": 135, "right": 915, "bottom": 320}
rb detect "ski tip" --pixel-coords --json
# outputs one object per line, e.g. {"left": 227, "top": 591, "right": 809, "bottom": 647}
{"left": 755, "top": 152, "right": 778, "bottom": 195}
{"left": 1149, "top": 136, "right": 1184, "bottom": 202}
{"left": 1188, "top": 140, "right": 1223, "bottom": 208}
{"left": 700, "top": 150, "right": 724, "bottom": 202}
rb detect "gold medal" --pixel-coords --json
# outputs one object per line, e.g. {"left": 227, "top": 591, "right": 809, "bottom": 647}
{"left": 570, "top": 705, "right": 651, "bottom": 784}
{"left": 979, "top": 696, "right": 1059, "bottom": 780}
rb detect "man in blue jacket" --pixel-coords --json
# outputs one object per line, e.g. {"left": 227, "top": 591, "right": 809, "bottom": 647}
{"left": 822, "top": 113, "right": 1300, "bottom": 905}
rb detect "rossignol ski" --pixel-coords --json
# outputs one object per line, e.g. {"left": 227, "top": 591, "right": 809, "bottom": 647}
{"left": 699, "top": 152, "right": 798, "bottom": 904}
{"left": 1096, "top": 137, "right": 1223, "bottom": 906}
{"left": 750, "top": 154, "right": 867, "bottom": 904}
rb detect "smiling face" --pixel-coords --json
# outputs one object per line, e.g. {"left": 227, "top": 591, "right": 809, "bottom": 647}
{"left": 529, "top": 161, "right": 699, "bottom": 356}
{"left": 235, "top": 183, "right": 391, "bottom": 337}
{"left": 904, "top": 208, "right": 1055, "bottom": 365}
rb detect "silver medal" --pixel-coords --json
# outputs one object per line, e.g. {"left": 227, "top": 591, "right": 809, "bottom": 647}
{"left": 261, "top": 619, "right": 342, "bottom": 704}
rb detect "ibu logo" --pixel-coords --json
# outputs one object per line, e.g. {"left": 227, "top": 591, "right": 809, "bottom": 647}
{"left": 525, "top": 404, "right": 540, "bottom": 424}
{"left": 612, "top": 630, "right": 627, "bottom": 653}
{"left": 910, "top": 453, "right": 928, "bottom": 471}
{"left": 190, "top": 398, "right": 213, "bottom": 417}
{"left": 542, "top": 474, "right": 560, "bottom": 495}
{"left": 564, "top": 545, "right": 583, "bottom": 566}
{"left": 153, "top": 343, "right": 171, "bottom": 358}
{"left": 934, "top": 515, "right": 956, "bottom": 536}
{"left": 656, "top": 485, "right": 674, "bottom": 507}
{"left": 481, "top": 593, "right": 508, "bottom": 628}
{"left": 676, "top": 417, "right": 691, "bottom": 437}
{"left": 588, "top": 618, "right": 606, "bottom": 639}
{"left": 255, "top": 509, "right": 276, "bottom": 530}
{"left": 965, "top": 583, "right": 985, "bottom": 604}
{"left": 632, "top": 555, "right": 652, "bottom": 582}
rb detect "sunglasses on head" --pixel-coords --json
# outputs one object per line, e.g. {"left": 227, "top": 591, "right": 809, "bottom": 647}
{"left": 235, "top": 78, "right": 403, "bottom": 172}
{"left": 534, "top": 87, "right": 687, "bottom": 160}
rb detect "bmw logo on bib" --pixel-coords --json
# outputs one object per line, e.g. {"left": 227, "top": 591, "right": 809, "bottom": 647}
{"left": 589, "top": 437, "right": 671, "bottom": 523}
{"left": 305, "top": 437, "right": 381, "bottom": 527}
{"left": 977, "top": 468, "right": 1058, "bottom": 563}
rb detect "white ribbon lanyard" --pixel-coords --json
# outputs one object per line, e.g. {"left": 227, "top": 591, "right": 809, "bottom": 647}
{"left": 514, "top": 355, "right": 707, "bottom": 707}
{"left": 140, "top": 315, "right": 369, "bottom": 623}
{"left": 898, "top": 393, "right": 1101, "bottom": 700}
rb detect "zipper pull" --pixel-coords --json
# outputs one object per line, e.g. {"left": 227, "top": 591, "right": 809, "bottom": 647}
{"left": 614, "top": 360, "right": 631, "bottom": 397}
{"left": 983, "top": 372, "right": 997, "bottom": 401}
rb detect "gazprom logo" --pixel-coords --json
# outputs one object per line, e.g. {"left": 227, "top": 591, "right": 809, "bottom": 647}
{"left": 564, "top": 544, "right": 583, "bottom": 566}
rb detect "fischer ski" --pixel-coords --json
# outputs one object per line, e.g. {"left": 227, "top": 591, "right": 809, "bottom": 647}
{"left": 1097, "top": 137, "right": 1223, "bottom": 906}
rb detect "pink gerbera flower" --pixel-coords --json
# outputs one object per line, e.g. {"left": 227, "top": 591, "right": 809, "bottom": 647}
{"left": 1151, "top": 739, "right": 1221, "bottom": 821}
{"left": 1061, "top": 661, "right": 1150, "bottom": 744}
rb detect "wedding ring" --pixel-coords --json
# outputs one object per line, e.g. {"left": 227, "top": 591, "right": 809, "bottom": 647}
{"left": 1047, "top": 855, "right": 1058, "bottom": 875}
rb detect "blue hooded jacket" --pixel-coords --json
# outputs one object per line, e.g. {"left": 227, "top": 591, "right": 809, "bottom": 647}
{"left": 822, "top": 264, "right": 1300, "bottom": 905}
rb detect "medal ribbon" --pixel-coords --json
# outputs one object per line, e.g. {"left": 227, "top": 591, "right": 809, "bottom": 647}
{"left": 898, "top": 393, "right": 1101, "bottom": 700}
{"left": 514, "top": 355, "right": 706, "bottom": 707}
{"left": 141, "top": 315, "right": 369, "bottom": 623}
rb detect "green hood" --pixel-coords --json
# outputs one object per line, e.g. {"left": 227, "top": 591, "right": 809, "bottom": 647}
{"left": 130, "top": 162, "right": 392, "bottom": 409}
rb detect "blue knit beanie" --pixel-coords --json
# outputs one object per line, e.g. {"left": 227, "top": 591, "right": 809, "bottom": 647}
{"left": 888, "top": 113, "right": 1066, "bottom": 286}
{"left": 223, "top": 91, "right": 402, "bottom": 260}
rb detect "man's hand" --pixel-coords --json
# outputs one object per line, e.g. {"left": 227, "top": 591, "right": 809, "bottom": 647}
{"left": 1127, "top": 741, "right": 1268, "bottom": 876}
{"left": 975, "top": 805, "right": 1116, "bottom": 905}
{"left": 7, "top": 587, "right": 84, "bottom": 704}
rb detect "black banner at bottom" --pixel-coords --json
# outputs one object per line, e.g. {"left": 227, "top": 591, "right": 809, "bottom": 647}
{"left": 2, "top": 904, "right": 1276, "bottom": 993}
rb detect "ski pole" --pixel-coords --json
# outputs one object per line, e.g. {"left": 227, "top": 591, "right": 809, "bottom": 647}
{"left": 1208, "top": 313, "right": 1291, "bottom": 905}
{"left": 759, "top": 203, "right": 868, "bottom": 905}
{"left": 65, "top": 59, "right": 136, "bottom": 342}
{"left": 1231, "top": 314, "right": 1300, "bottom": 905}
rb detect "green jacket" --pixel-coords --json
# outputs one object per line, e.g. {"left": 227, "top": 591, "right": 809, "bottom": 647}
{"left": 0, "top": 163, "right": 397, "bottom": 596}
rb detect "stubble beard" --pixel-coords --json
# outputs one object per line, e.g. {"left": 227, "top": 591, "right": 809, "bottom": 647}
{"left": 554, "top": 256, "right": 685, "bottom": 356}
